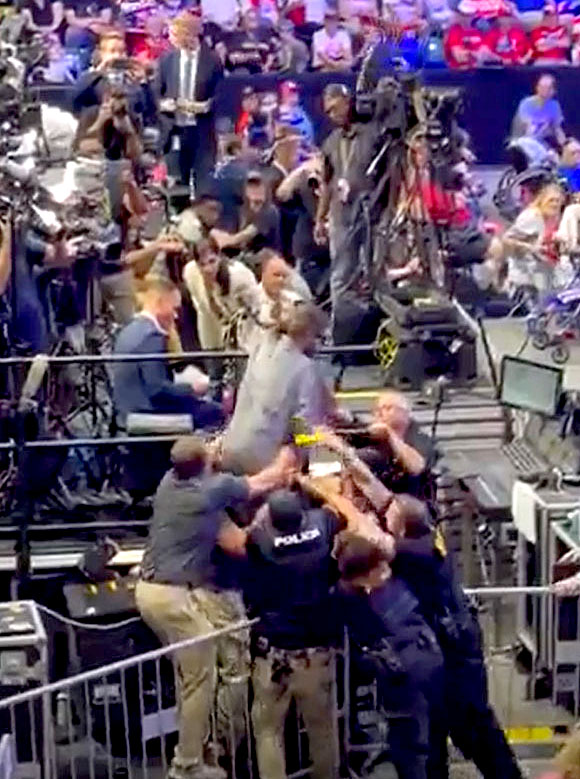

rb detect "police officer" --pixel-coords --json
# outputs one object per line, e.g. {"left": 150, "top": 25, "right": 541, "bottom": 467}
{"left": 335, "top": 532, "right": 445, "bottom": 779}
{"left": 245, "top": 489, "right": 343, "bottom": 779}
{"left": 385, "top": 494, "right": 523, "bottom": 779}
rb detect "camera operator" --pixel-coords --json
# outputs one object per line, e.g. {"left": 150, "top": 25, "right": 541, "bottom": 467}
{"left": 135, "top": 436, "right": 295, "bottom": 779}
{"left": 245, "top": 488, "right": 342, "bottom": 779}
{"left": 314, "top": 84, "right": 361, "bottom": 328}
{"left": 72, "top": 30, "right": 155, "bottom": 126}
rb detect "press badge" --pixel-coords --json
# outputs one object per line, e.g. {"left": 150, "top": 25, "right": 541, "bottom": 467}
{"left": 172, "top": 134, "right": 181, "bottom": 152}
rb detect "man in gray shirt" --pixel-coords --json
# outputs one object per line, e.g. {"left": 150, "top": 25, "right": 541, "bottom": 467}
{"left": 136, "top": 436, "right": 293, "bottom": 779}
{"left": 222, "top": 302, "right": 333, "bottom": 475}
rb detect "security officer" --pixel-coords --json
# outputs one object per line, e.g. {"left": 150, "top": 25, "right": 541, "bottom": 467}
{"left": 245, "top": 489, "right": 343, "bottom": 779}
{"left": 335, "top": 532, "right": 445, "bottom": 779}
{"left": 385, "top": 494, "right": 523, "bottom": 779}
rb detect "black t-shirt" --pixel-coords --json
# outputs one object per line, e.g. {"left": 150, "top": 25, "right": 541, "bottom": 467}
{"left": 20, "top": 0, "right": 57, "bottom": 26}
{"left": 246, "top": 508, "right": 342, "bottom": 649}
{"left": 240, "top": 203, "right": 281, "bottom": 255}
{"left": 225, "top": 29, "right": 279, "bottom": 73}
{"left": 359, "top": 422, "right": 436, "bottom": 500}
{"left": 141, "top": 470, "right": 250, "bottom": 589}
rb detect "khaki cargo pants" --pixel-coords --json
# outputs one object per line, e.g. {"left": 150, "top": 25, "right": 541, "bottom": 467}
{"left": 135, "top": 580, "right": 250, "bottom": 777}
{"left": 252, "top": 647, "right": 339, "bottom": 779}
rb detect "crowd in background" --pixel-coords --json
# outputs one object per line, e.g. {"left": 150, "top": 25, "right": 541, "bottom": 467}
{"left": 13, "top": 0, "right": 580, "bottom": 84}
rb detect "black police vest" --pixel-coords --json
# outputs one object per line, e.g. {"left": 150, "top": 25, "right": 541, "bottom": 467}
{"left": 246, "top": 509, "right": 340, "bottom": 649}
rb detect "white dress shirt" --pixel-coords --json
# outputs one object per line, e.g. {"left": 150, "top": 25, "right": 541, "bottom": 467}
{"left": 179, "top": 46, "right": 199, "bottom": 101}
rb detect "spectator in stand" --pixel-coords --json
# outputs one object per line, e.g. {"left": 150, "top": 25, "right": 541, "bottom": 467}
{"left": 558, "top": 138, "right": 580, "bottom": 192}
{"left": 384, "top": 0, "right": 425, "bottom": 28}
{"left": 484, "top": 11, "right": 532, "bottom": 64}
{"left": 423, "top": 0, "right": 454, "bottom": 29}
{"left": 213, "top": 136, "right": 253, "bottom": 231}
{"left": 133, "top": 15, "right": 172, "bottom": 66}
{"left": 224, "top": 9, "right": 279, "bottom": 73}
{"left": 64, "top": 0, "right": 115, "bottom": 71}
{"left": 572, "top": 13, "right": 580, "bottom": 60}
{"left": 444, "top": 11, "right": 488, "bottom": 68}
{"left": 19, "top": 0, "right": 64, "bottom": 38}
{"left": 277, "top": 81, "right": 314, "bottom": 147}
{"left": 200, "top": 0, "right": 239, "bottom": 29}
{"left": 515, "top": 0, "right": 545, "bottom": 27}
{"left": 339, "top": 0, "right": 379, "bottom": 20}
{"left": 312, "top": 9, "right": 353, "bottom": 71}
{"left": 513, "top": 74, "right": 565, "bottom": 149}
{"left": 277, "top": 19, "right": 311, "bottom": 73}
{"left": 529, "top": 1, "right": 571, "bottom": 63}
{"left": 235, "top": 86, "right": 262, "bottom": 141}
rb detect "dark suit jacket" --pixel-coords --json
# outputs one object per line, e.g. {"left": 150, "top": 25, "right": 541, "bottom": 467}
{"left": 155, "top": 43, "right": 223, "bottom": 151}
{"left": 112, "top": 315, "right": 196, "bottom": 422}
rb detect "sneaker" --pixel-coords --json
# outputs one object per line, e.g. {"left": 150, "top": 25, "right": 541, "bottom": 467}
{"left": 168, "top": 764, "right": 226, "bottom": 779}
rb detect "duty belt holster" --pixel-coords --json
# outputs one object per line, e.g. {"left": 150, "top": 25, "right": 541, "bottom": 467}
{"left": 363, "top": 638, "right": 405, "bottom": 680}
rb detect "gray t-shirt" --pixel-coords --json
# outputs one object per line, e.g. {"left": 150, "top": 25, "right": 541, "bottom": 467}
{"left": 141, "top": 470, "right": 249, "bottom": 588}
{"left": 222, "top": 335, "right": 330, "bottom": 474}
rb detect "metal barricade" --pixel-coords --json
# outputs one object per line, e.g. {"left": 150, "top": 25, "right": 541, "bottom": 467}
{"left": 0, "top": 618, "right": 345, "bottom": 779}
{"left": 0, "top": 585, "right": 574, "bottom": 779}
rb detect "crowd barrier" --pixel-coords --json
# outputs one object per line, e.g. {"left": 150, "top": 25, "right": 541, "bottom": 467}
{"left": 0, "top": 585, "right": 570, "bottom": 779}
{"left": 33, "top": 66, "right": 580, "bottom": 165}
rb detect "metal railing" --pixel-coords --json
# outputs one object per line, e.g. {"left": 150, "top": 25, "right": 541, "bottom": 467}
{"left": 0, "top": 585, "right": 574, "bottom": 779}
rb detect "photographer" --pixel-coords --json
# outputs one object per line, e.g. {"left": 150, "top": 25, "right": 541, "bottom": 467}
{"left": 72, "top": 30, "right": 155, "bottom": 126}
{"left": 276, "top": 151, "right": 330, "bottom": 299}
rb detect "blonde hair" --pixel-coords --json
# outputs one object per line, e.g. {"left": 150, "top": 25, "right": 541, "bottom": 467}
{"left": 554, "top": 729, "right": 580, "bottom": 779}
{"left": 531, "top": 183, "right": 564, "bottom": 218}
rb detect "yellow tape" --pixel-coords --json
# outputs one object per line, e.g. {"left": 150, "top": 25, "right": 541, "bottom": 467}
{"left": 294, "top": 432, "right": 324, "bottom": 446}
{"left": 505, "top": 726, "right": 565, "bottom": 743}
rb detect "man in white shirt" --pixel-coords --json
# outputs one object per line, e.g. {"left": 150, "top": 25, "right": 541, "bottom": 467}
{"left": 312, "top": 9, "right": 353, "bottom": 70}
{"left": 255, "top": 249, "right": 312, "bottom": 330}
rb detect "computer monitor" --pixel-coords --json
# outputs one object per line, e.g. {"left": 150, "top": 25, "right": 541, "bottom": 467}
{"left": 500, "top": 356, "right": 562, "bottom": 417}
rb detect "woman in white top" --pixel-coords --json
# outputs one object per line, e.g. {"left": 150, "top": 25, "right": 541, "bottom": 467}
{"left": 183, "top": 238, "right": 260, "bottom": 350}
{"left": 503, "top": 183, "right": 565, "bottom": 296}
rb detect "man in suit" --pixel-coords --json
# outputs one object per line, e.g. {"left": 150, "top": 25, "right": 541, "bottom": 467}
{"left": 112, "top": 276, "right": 223, "bottom": 430}
{"left": 156, "top": 10, "right": 224, "bottom": 191}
